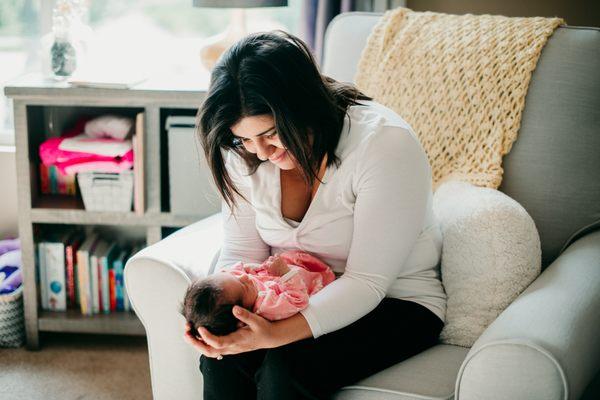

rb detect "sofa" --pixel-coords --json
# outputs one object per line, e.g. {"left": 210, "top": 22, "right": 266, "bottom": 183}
{"left": 124, "top": 12, "right": 600, "bottom": 400}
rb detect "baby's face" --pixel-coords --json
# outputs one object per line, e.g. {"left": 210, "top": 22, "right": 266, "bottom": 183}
{"left": 212, "top": 272, "right": 258, "bottom": 309}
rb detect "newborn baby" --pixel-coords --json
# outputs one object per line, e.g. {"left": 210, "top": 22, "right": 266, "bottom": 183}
{"left": 180, "top": 250, "right": 335, "bottom": 336}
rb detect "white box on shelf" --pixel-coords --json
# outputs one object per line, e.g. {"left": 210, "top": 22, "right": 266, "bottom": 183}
{"left": 166, "top": 116, "right": 219, "bottom": 216}
{"left": 77, "top": 170, "right": 134, "bottom": 212}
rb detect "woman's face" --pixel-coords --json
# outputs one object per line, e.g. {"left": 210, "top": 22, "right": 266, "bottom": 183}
{"left": 230, "top": 114, "right": 307, "bottom": 170}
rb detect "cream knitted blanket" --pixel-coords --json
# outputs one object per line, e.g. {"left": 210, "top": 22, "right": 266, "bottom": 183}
{"left": 355, "top": 7, "right": 564, "bottom": 190}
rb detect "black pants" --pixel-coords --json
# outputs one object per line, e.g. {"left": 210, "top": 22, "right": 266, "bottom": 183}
{"left": 199, "top": 298, "right": 444, "bottom": 400}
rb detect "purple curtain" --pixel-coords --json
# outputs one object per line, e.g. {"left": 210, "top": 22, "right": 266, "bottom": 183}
{"left": 300, "top": 0, "right": 360, "bottom": 66}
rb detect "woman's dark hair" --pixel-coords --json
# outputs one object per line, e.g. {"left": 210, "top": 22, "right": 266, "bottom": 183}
{"left": 180, "top": 278, "right": 241, "bottom": 337}
{"left": 197, "top": 29, "right": 372, "bottom": 215}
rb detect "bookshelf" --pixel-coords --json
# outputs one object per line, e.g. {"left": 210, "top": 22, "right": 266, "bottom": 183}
{"left": 4, "top": 72, "right": 216, "bottom": 350}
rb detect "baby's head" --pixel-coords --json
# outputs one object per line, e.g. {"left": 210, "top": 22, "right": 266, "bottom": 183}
{"left": 180, "top": 271, "right": 258, "bottom": 337}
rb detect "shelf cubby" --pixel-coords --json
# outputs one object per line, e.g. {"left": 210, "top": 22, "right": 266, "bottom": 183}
{"left": 26, "top": 105, "right": 144, "bottom": 211}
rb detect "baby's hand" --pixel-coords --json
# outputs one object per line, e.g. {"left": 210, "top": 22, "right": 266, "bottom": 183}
{"left": 265, "top": 255, "right": 290, "bottom": 276}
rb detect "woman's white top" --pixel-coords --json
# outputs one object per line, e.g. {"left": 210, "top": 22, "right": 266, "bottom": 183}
{"left": 215, "top": 100, "right": 446, "bottom": 338}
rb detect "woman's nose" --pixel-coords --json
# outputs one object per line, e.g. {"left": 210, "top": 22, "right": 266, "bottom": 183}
{"left": 255, "top": 142, "right": 276, "bottom": 161}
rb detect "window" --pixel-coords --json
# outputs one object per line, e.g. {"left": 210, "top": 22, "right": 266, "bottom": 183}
{"left": 0, "top": 0, "right": 303, "bottom": 145}
{"left": 0, "top": 0, "right": 46, "bottom": 145}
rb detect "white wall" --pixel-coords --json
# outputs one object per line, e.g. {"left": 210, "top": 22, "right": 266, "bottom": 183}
{"left": 0, "top": 146, "right": 18, "bottom": 238}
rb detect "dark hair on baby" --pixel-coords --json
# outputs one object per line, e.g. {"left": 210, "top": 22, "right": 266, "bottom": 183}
{"left": 180, "top": 278, "right": 241, "bottom": 337}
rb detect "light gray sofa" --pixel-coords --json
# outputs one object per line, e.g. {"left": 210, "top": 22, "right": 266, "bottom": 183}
{"left": 124, "top": 12, "right": 600, "bottom": 400}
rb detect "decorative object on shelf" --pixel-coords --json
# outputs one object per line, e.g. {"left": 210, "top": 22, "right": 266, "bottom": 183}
{"left": 77, "top": 170, "right": 134, "bottom": 212}
{"left": 45, "top": 0, "right": 93, "bottom": 81}
{"left": 192, "top": 0, "right": 288, "bottom": 71}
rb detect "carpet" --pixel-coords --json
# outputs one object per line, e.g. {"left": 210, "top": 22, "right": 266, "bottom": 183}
{"left": 0, "top": 332, "right": 152, "bottom": 400}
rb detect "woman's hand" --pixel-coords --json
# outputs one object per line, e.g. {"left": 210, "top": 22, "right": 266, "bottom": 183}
{"left": 183, "top": 306, "right": 280, "bottom": 358}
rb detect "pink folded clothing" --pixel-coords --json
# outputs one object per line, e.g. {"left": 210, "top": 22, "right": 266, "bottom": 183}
{"left": 228, "top": 250, "right": 336, "bottom": 321}
{"left": 58, "top": 134, "right": 132, "bottom": 157}
{"left": 39, "top": 116, "right": 134, "bottom": 175}
{"left": 62, "top": 159, "right": 133, "bottom": 174}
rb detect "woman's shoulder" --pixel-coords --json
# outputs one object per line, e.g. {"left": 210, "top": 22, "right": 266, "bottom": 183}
{"left": 347, "top": 100, "right": 414, "bottom": 132}
{"left": 341, "top": 100, "right": 423, "bottom": 161}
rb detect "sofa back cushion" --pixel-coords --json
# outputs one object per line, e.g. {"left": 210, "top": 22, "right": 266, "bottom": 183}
{"left": 498, "top": 26, "right": 600, "bottom": 268}
{"left": 324, "top": 14, "right": 600, "bottom": 269}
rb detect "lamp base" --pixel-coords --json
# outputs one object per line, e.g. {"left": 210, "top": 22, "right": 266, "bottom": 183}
{"left": 199, "top": 9, "right": 247, "bottom": 71}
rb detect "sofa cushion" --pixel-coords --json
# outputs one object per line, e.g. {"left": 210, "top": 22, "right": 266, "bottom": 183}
{"left": 433, "top": 180, "right": 541, "bottom": 347}
{"left": 333, "top": 344, "right": 468, "bottom": 400}
{"left": 498, "top": 26, "right": 600, "bottom": 268}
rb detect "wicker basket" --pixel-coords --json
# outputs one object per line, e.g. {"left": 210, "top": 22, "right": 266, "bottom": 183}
{"left": 0, "top": 286, "right": 25, "bottom": 348}
{"left": 77, "top": 170, "right": 134, "bottom": 212}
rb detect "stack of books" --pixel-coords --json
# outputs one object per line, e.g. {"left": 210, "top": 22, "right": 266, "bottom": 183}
{"left": 39, "top": 164, "right": 77, "bottom": 195}
{"left": 36, "top": 227, "right": 144, "bottom": 315}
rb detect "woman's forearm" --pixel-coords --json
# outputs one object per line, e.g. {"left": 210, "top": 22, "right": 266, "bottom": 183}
{"left": 270, "top": 312, "right": 313, "bottom": 347}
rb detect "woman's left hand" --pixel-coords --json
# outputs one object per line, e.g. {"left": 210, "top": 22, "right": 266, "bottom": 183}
{"left": 183, "top": 305, "right": 279, "bottom": 358}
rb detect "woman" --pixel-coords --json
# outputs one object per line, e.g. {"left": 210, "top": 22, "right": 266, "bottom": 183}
{"left": 184, "top": 30, "right": 446, "bottom": 399}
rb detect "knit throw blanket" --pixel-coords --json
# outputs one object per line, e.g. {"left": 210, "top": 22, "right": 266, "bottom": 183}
{"left": 355, "top": 7, "right": 564, "bottom": 190}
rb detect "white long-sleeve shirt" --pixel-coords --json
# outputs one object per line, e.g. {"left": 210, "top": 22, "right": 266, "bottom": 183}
{"left": 215, "top": 100, "right": 446, "bottom": 338}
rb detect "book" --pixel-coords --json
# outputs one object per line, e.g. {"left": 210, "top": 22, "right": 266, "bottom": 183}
{"left": 50, "top": 164, "right": 57, "bottom": 193}
{"left": 123, "top": 244, "right": 139, "bottom": 312}
{"left": 37, "top": 243, "right": 49, "bottom": 310}
{"left": 65, "top": 231, "right": 84, "bottom": 308}
{"left": 44, "top": 241, "right": 66, "bottom": 311}
{"left": 39, "top": 164, "right": 49, "bottom": 194}
{"left": 99, "top": 242, "right": 118, "bottom": 314}
{"left": 109, "top": 253, "right": 117, "bottom": 312}
{"left": 40, "top": 227, "right": 78, "bottom": 312}
{"left": 133, "top": 112, "right": 145, "bottom": 215}
{"left": 76, "top": 233, "right": 99, "bottom": 315}
{"left": 112, "top": 247, "right": 130, "bottom": 311}
{"left": 90, "top": 239, "right": 111, "bottom": 314}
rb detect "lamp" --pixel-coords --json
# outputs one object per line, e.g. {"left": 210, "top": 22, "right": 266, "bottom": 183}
{"left": 193, "top": 0, "right": 288, "bottom": 71}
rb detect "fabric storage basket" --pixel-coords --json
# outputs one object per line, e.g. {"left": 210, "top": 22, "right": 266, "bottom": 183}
{"left": 77, "top": 170, "right": 134, "bottom": 212}
{"left": 0, "top": 286, "right": 25, "bottom": 348}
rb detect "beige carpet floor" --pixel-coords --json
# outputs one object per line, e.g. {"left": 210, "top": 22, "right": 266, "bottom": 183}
{"left": 0, "top": 332, "right": 152, "bottom": 400}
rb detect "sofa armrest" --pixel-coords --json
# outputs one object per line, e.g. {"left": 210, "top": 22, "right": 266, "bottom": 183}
{"left": 124, "top": 212, "right": 223, "bottom": 400}
{"left": 129, "top": 212, "right": 223, "bottom": 280}
{"left": 455, "top": 229, "right": 600, "bottom": 400}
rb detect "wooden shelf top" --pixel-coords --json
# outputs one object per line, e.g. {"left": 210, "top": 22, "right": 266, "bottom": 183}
{"left": 38, "top": 309, "right": 145, "bottom": 336}
{"left": 3, "top": 71, "right": 210, "bottom": 103}
{"left": 30, "top": 207, "right": 212, "bottom": 227}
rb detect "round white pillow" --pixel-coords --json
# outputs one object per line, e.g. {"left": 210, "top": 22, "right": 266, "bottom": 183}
{"left": 433, "top": 180, "right": 541, "bottom": 347}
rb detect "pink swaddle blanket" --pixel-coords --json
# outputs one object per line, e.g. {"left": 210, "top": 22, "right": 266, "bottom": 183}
{"left": 227, "top": 250, "right": 336, "bottom": 321}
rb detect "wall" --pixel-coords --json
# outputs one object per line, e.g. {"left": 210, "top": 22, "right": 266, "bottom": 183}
{"left": 0, "top": 147, "right": 18, "bottom": 238}
{"left": 407, "top": 0, "right": 600, "bottom": 27}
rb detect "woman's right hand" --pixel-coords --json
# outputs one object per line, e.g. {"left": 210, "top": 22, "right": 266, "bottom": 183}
{"left": 183, "top": 322, "right": 221, "bottom": 359}
{"left": 183, "top": 321, "right": 246, "bottom": 358}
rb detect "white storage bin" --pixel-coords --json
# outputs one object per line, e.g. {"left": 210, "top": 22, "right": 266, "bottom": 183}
{"left": 77, "top": 170, "right": 134, "bottom": 212}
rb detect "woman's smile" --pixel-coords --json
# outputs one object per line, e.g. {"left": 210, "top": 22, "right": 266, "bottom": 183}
{"left": 270, "top": 150, "right": 287, "bottom": 163}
